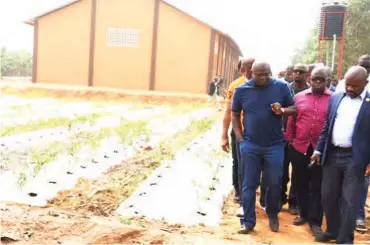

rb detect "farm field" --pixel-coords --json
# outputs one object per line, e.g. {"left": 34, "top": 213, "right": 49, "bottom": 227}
{"left": 0, "top": 87, "right": 369, "bottom": 245}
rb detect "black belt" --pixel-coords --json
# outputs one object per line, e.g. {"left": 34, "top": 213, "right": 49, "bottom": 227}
{"left": 332, "top": 146, "right": 352, "bottom": 153}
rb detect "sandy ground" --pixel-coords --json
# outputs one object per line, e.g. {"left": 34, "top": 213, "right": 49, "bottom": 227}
{"left": 1, "top": 189, "right": 368, "bottom": 244}
{"left": 0, "top": 86, "right": 369, "bottom": 244}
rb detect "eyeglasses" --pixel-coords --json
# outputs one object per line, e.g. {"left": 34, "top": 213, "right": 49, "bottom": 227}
{"left": 293, "top": 70, "right": 306, "bottom": 75}
{"left": 311, "top": 77, "right": 327, "bottom": 84}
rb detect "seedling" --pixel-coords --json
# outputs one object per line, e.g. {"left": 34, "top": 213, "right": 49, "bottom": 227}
{"left": 0, "top": 112, "right": 106, "bottom": 136}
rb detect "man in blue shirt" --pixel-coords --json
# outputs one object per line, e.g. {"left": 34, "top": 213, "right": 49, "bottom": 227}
{"left": 231, "top": 61, "right": 297, "bottom": 233}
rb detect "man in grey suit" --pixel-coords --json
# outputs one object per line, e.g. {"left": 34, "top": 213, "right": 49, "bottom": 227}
{"left": 311, "top": 66, "right": 370, "bottom": 244}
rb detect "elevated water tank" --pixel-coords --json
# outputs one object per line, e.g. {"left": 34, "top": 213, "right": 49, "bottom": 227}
{"left": 319, "top": 2, "right": 348, "bottom": 39}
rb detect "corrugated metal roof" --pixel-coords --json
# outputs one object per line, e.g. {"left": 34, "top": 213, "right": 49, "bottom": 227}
{"left": 24, "top": 0, "right": 242, "bottom": 56}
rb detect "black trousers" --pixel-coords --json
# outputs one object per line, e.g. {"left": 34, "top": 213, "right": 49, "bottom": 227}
{"left": 231, "top": 130, "right": 240, "bottom": 197}
{"left": 282, "top": 142, "right": 297, "bottom": 206}
{"left": 322, "top": 148, "right": 365, "bottom": 244}
{"left": 290, "top": 144, "right": 323, "bottom": 227}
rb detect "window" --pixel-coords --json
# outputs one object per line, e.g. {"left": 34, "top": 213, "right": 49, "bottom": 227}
{"left": 106, "top": 28, "right": 140, "bottom": 48}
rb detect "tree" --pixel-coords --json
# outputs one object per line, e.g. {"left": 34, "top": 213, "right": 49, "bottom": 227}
{"left": 291, "top": 27, "right": 319, "bottom": 65}
{"left": 0, "top": 48, "right": 33, "bottom": 76}
{"left": 291, "top": 0, "right": 370, "bottom": 77}
{"left": 342, "top": 0, "right": 370, "bottom": 71}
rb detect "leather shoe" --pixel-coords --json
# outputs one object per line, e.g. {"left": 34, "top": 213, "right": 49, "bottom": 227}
{"left": 293, "top": 216, "right": 307, "bottom": 226}
{"left": 315, "top": 231, "right": 336, "bottom": 242}
{"left": 310, "top": 225, "right": 322, "bottom": 237}
{"left": 288, "top": 205, "right": 299, "bottom": 215}
{"left": 238, "top": 224, "right": 254, "bottom": 234}
{"left": 269, "top": 217, "right": 279, "bottom": 232}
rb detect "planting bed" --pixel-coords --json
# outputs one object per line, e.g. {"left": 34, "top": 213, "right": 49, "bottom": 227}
{"left": 0, "top": 94, "right": 226, "bottom": 213}
{"left": 116, "top": 123, "right": 233, "bottom": 227}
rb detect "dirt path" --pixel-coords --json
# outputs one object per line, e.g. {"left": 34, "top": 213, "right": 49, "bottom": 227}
{"left": 1, "top": 188, "right": 369, "bottom": 244}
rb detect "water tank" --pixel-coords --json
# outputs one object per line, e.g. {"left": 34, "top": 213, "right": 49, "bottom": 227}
{"left": 319, "top": 2, "right": 348, "bottom": 39}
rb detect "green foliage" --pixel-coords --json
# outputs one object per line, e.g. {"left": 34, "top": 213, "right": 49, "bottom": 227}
{"left": 291, "top": 0, "right": 370, "bottom": 77}
{"left": 0, "top": 48, "right": 33, "bottom": 76}
{"left": 291, "top": 27, "right": 320, "bottom": 65}
{"left": 342, "top": 0, "right": 370, "bottom": 71}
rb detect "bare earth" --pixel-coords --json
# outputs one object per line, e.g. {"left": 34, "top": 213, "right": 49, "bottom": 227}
{"left": 0, "top": 83, "right": 369, "bottom": 244}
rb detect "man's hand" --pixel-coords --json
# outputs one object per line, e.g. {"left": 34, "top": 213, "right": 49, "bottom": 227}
{"left": 271, "top": 102, "right": 283, "bottom": 115}
{"left": 221, "top": 135, "right": 230, "bottom": 153}
{"left": 310, "top": 153, "right": 321, "bottom": 166}
{"left": 365, "top": 164, "right": 370, "bottom": 177}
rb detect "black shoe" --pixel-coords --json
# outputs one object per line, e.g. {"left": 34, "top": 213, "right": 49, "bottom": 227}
{"left": 238, "top": 224, "right": 254, "bottom": 234}
{"left": 288, "top": 205, "right": 299, "bottom": 215}
{"left": 269, "top": 217, "right": 279, "bottom": 232}
{"left": 356, "top": 219, "right": 368, "bottom": 232}
{"left": 310, "top": 225, "right": 322, "bottom": 237}
{"left": 293, "top": 216, "right": 307, "bottom": 226}
{"left": 315, "top": 232, "right": 336, "bottom": 242}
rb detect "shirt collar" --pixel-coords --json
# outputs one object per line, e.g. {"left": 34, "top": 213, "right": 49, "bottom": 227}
{"left": 305, "top": 88, "right": 331, "bottom": 96}
{"left": 359, "top": 89, "right": 367, "bottom": 101}
{"left": 345, "top": 88, "right": 368, "bottom": 101}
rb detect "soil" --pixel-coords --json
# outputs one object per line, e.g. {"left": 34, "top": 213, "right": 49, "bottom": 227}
{"left": 1, "top": 191, "right": 369, "bottom": 244}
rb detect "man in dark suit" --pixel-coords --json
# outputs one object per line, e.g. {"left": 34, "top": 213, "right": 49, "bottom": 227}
{"left": 311, "top": 66, "right": 370, "bottom": 244}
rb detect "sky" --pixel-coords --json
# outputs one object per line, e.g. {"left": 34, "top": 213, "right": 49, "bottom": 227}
{"left": 0, "top": 0, "right": 323, "bottom": 73}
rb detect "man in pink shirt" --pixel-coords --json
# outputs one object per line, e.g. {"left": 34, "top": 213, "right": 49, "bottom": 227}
{"left": 286, "top": 67, "right": 332, "bottom": 236}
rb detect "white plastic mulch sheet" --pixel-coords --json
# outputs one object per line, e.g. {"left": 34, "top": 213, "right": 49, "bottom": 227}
{"left": 116, "top": 123, "right": 233, "bottom": 227}
{"left": 0, "top": 108, "right": 215, "bottom": 207}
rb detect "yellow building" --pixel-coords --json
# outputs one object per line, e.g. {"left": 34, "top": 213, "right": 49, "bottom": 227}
{"left": 25, "top": 0, "right": 242, "bottom": 94}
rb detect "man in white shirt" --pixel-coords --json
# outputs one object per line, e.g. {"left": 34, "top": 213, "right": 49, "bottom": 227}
{"left": 311, "top": 66, "right": 370, "bottom": 244}
{"left": 336, "top": 55, "right": 370, "bottom": 93}
{"left": 335, "top": 54, "right": 370, "bottom": 232}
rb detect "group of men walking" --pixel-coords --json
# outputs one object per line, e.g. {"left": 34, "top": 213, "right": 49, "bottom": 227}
{"left": 221, "top": 55, "right": 370, "bottom": 244}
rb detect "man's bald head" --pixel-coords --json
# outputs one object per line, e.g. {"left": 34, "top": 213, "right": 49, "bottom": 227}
{"left": 345, "top": 66, "right": 368, "bottom": 80}
{"left": 251, "top": 61, "right": 271, "bottom": 72}
{"left": 240, "top": 58, "right": 255, "bottom": 79}
{"left": 357, "top": 54, "right": 370, "bottom": 63}
{"left": 357, "top": 54, "right": 370, "bottom": 75}
{"left": 312, "top": 66, "right": 330, "bottom": 77}
{"left": 251, "top": 61, "right": 271, "bottom": 87}
{"left": 344, "top": 66, "right": 368, "bottom": 98}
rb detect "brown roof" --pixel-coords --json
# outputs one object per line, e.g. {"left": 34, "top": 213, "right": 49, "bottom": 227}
{"left": 24, "top": 0, "right": 243, "bottom": 56}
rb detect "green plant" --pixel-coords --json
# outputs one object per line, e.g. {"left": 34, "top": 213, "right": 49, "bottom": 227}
{"left": 0, "top": 112, "right": 106, "bottom": 136}
{"left": 31, "top": 142, "right": 64, "bottom": 175}
{"left": 17, "top": 171, "right": 27, "bottom": 187}
{"left": 115, "top": 120, "right": 150, "bottom": 145}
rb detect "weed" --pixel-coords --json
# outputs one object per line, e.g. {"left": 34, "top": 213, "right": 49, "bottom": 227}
{"left": 31, "top": 142, "right": 64, "bottom": 176}
{"left": 0, "top": 112, "right": 106, "bottom": 136}
{"left": 17, "top": 171, "right": 27, "bottom": 187}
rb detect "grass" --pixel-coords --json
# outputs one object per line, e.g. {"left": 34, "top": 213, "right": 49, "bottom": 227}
{"left": 0, "top": 112, "right": 106, "bottom": 136}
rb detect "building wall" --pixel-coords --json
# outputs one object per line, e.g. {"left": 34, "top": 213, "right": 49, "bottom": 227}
{"left": 212, "top": 33, "right": 220, "bottom": 79}
{"left": 154, "top": 1, "right": 211, "bottom": 94}
{"left": 92, "top": 0, "right": 154, "bottom": 90}
{"left": 37, "top": 0, "right": 91, "bottom": 85}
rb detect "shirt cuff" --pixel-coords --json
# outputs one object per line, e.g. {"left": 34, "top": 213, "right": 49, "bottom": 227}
{"left": 314, "top": 150, "right": 322, "bottom": 155}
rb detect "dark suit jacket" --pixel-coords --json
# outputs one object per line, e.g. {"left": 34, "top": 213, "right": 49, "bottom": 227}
{"left": 316, "top": 91, "right": 370, "bottom": 168}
